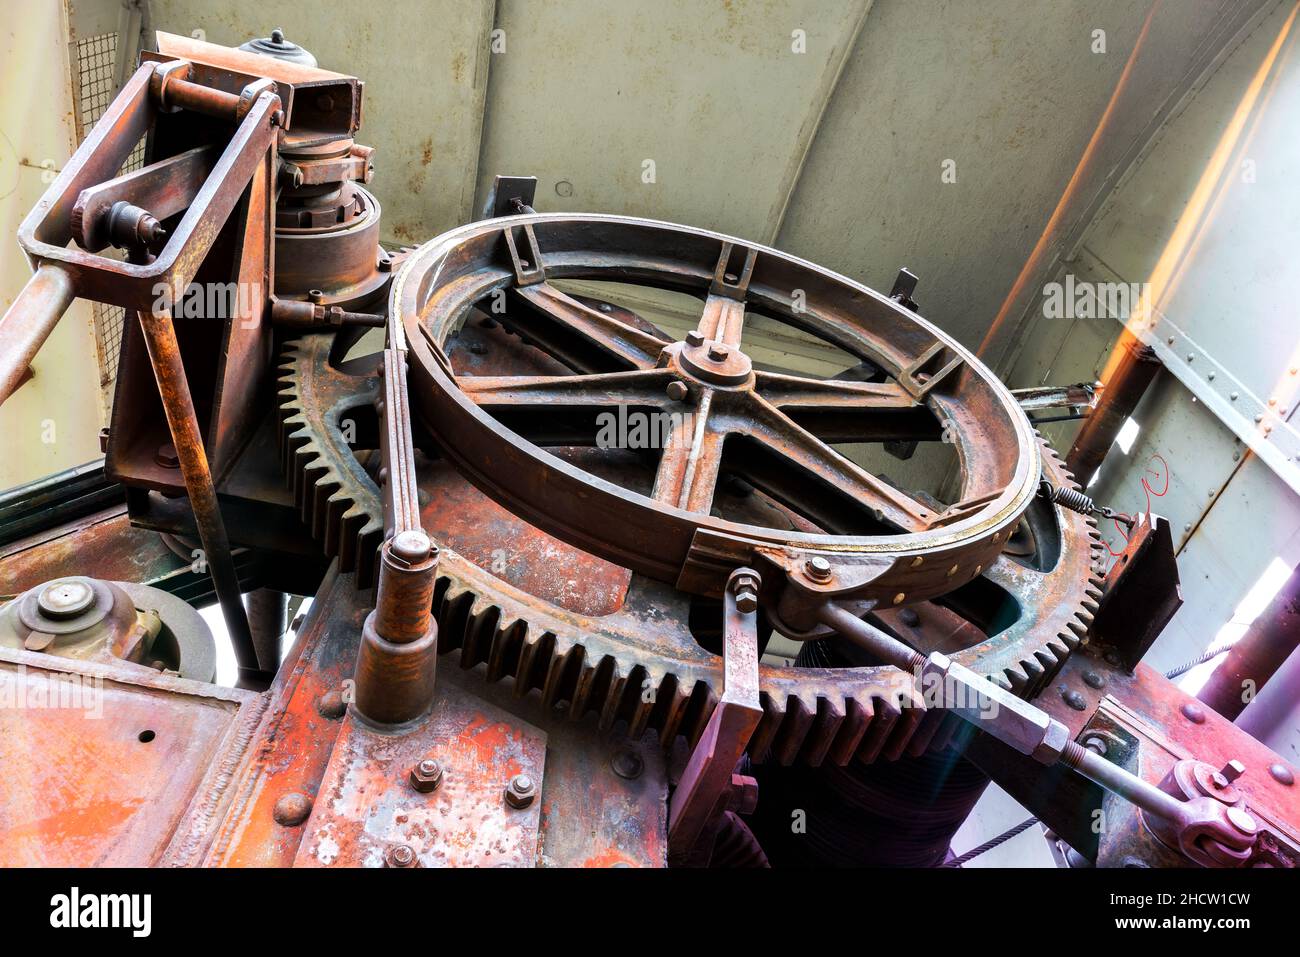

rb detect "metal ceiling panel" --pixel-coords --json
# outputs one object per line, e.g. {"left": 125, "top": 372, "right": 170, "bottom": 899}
{"left": 777, "top": 0, "right": 1260, "bottom": 354}
{"left": 475, "top": 0, "right": 872, "bottom": 241}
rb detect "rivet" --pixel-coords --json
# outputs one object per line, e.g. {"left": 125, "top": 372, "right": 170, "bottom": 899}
{"left": 892, "top": 592, "right": 905, "bottom": 605}
{"left": 804, "top": 556, "right": 833, "bottom": 582}
{"left": 1062, "top": 688, "right": 1088, "bottom": 711}
{"left": 315, "top": 689, "right": 346, "bottom": 720}
{"left": 1181, "top": 702, "right": 1206, "bottom": 724}
{"left": 272, "top": 792, "right": 313, "bottom": 827}
{"left": 611, "top": 747, "right": 645, "bottom": 780}
{"left": 1269, "top": 763, "right": 1294, "bottom": 786}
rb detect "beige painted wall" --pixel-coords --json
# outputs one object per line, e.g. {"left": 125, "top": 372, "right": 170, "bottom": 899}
{"left": 0, "top": 0, "right": 106, "bottom": 489}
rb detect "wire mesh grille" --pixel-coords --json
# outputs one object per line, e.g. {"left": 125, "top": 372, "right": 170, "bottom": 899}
{"left": 75, "top": 33, "right": 143, "bottom": 396}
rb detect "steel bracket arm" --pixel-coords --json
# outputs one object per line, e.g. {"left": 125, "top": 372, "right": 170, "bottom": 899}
{"left": 0, "top": 60, "right": 283, "bottom": 407}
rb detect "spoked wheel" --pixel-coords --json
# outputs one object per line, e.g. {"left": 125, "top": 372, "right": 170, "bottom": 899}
{"left": 395, "top": 214, "right": 1040, "bottom": 611}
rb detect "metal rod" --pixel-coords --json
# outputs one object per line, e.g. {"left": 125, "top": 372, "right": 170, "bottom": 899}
{"left": 817, "top": 601, "right": 924, "bottom": 671}
{"left": 1066, "top": 331, "right": 1160, "bottom": 486}
{"left": 1059, "top": 739, "right": 1189, "bottom": 824}
{"left": 245, "top": 587, "right": 288, "bottom": 675}
{"left": 1199, "top": 564, "right": 1300, "bottom": 720}
{"left": 0, "top": 264, "right": 76, "bottom": 406}
{"left": 136, "top": 307, "right": 262, "bottom": 684}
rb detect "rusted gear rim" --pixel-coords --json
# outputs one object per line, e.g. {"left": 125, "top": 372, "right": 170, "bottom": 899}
{"left": 279, "top": 332, "right": 1098, "bottom": 766}
{"left": 392, "top": 213, "right": 1041, "bottom": 603}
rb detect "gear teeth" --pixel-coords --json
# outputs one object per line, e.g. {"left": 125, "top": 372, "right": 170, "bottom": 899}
{"left": 856, "top": 696, "right": 900, "bottom": 764}
{"left": 656, "top": 678, "right": 698, "bottom": 748}
{"left": 828, "top": 697, "right": 873, "bottom": 765}
{"left": 770, "top": 697, "right": 816, "bottom": 766}
{"left": 882, "top": 707, "right": 925, "bottom": 761}
{"left": 747, "top": 696, "right": 783, "bottom": 763}
{"left": 800, "top": 698, "right": 846, "bottom": 767}
{"left": 906, "top": 707, "right": 947, "bottom": 758}
{"left": 596, "top": 661, "right": 629, "bottom": 731}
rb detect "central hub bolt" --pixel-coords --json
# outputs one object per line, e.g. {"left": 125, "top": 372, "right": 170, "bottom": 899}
{"left": 36, "top": 579, "right": 96, "bottom": 619}
{"left": 707, "top": 343, "right": 730, "bottom": 361}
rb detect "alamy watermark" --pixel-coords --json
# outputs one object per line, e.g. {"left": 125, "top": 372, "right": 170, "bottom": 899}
{"left": 0, "top": 666, "right": 104, "bottom": 719}
{"left": 595, "top": 405, "right": 697, "bottom": 450}
{"left": 1042, "top": 274, "right": 1150, "bottom": 321}
{"left": 152, "top": 280, "right": 263, "bottom": 324}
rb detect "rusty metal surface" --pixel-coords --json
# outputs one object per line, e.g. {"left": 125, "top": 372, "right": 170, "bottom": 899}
{"left": 443, "top": 663, "right": 667, "bottom": 868}
{"left": 971, "top": 635, "right": 1300, "bottom": 865}
{"left": 201, "top": 565, "right": 667, "bottom": 868}
{"left": 204, "top": 566, "right": 364, "bottom": 867}
{"left": 0, "top": 508, "right": 187, "bottom": 593}
{"left": 296, "top": 681, "right": 546, "bottom": 868}
{"left": 0, "top": 645, "right": 260, "bottom": 866}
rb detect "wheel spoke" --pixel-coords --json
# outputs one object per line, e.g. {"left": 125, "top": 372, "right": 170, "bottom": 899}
{"left": 460, "top": 368, "right": 673, "bottom": 409}
{"left": 753, "top": 371, "right": 940, "bottom": 444}
{"left": 754, "top": 371, "right": 916, "bottom": 411}
{"left": 460, "top": 369, "right": 675, "bottom": 447}
{"left": 741, "top": 394, "right": 936, "bottom": 532}
{"left": 651, "top": 390, "right": 726, "bottom": 514}
{"left": 509, "top": 282, "right": 670, "bottom": 371}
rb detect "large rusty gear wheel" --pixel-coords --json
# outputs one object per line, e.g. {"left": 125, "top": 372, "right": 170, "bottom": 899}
{"left": 279, "top": 317, "right": 1101, "bottom": 766}
{"left": 395, "top": 214, "right": 1043, "bottom": 607}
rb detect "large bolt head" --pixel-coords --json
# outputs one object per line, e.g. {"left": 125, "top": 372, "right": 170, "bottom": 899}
{"left": 666, "top": 380, "right": 689, "bottom": 402}
{"left": 804, "top": 556, "right": 833, "bottom": 582}
{"left": 1220, "top": 760, "right": 1246, "bottom": 784}
{"left": 505, "top": 774, "right": 536, "bottom": 808}
{"left": 385, "top": 844, "right": 417, "bottom": 867}
{"left": 410, "top": 759, "right": 444, "bottom": 792}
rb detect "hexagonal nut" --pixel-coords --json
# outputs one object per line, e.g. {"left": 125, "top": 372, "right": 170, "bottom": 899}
{"left": 505, "top": 773, "right": 536, "bottom": 808}
{"left": 409, "top": 759, "right": 443, "bottom": 793}
{"left": 384, "top": 844, "right": 418, "bottom": 868}
{"left": 1031, "top": 720, "right": 1072, "bottom": 764}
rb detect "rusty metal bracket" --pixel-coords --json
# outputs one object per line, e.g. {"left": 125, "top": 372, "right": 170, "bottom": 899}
{"left": 482, "top": 174, "right": 538, "bottom": 219}
{"left": 668, "top": 567, "right": 763, "bottom": 864}
{"left": 503, "top": 223, "right": 546, "bottom": 285}
{"left": 1090, "top": 512, "right": 1183, "bottom": 672}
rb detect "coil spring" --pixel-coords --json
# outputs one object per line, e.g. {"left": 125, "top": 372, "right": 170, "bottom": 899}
{"left": 1047, "top": 484, "right": 1094, "bottom": 515}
